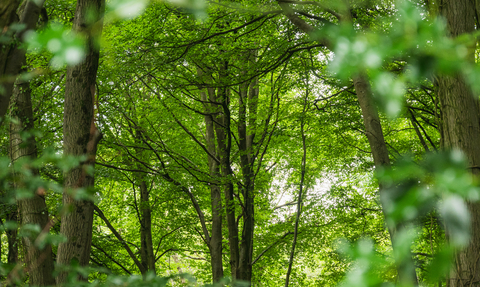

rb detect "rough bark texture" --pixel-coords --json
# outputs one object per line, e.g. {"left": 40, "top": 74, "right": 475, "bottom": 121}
{"left": 0, "top": 0, "right": 20, "bottom": 89}
{"left": 56, "top": 0, "right": 104, "bottom": 284}
{"left": 0, "top": 0, "right": 45, "bottom": 125}
{"left": 438, "top": 2, "right": 480, "bottom": 286}
{"left": 0, "top": 0, "right": 20, "bottom": 30}
{"left": 9, "top": 79, "right": 55, "bottom": 285}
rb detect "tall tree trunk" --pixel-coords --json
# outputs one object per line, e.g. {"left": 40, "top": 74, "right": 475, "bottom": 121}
{"left": 200, "top": 79, "right": 224, "bottom": 282}
{"left": 9, "top": 79, "right": 55, "bottom": 285}
{"left": 285, "top": 79, "right": 308, "bottom": 287}
{"left": 213, "top": 65, "right": 240, "bottom": 280}
{"left": 237, "top": 52, "right": 258, "bottom": 283}
{"left": 216, "top": 89, "right": 239, "bottom": 280}
{"left": 353, "top": 74, "right": 417, "bottom": 284}
{"left": 438, "top": 2, "right": 480, "bottom": 286}
{"left": 133, "top": 128, "right": 156, "bottom": 275}
{"left": 56, "top": 0, "right": 104, "bottom": 283}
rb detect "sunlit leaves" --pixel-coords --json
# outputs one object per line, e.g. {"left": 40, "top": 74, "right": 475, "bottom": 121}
{"left": 349, "top": 150, "right": 480, "bottom": 285}
{"left": 166, "top": 0, "right": 207, "bottom": 20}
{"left": 338, "top": 238, "right": 394, "bottom": 287}
{"left": 377, "top": 150, "right": 479, "bottom": 232}
{"left": 107, "top": 0, "right": 149, "bottom": 20}
{"left": 324, "top": 0, "right": 478, "bottom": 118}
{"left": 22, "top": 0, "right": 208, "bottom": 70}
{"left": 439, "top": 195, "right": 470, "bottom": 247}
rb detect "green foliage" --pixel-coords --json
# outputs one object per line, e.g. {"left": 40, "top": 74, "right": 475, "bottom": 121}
{"left": 3, "top": 0, "right": 480, "bottom": 286}
{"left": 324, "top": 1, "right": 478, "bottom": 118}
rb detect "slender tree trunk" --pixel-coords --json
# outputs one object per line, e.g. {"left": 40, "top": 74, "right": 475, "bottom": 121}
{"left": 133, "top": 128, "right": 156, "bottom": 275}
{"left": 9, "top": 79, "right": 55, "bottom": 285}
{"left": 353, "top": 75, "right": 418, "bottom": 284}
{"left": 285, "top": 80, "right": 308, "bottom": 287}
{"left": 139, "top": 180, "right": 156, "bottom": 274}
{"left": 200, "top": 80, "right": 224, "bottom": 282}
{"left": 213, "top": 65, "right": 240, "bottom": 280}
{"left": 216, "top": 90, "right": 239, "bottom": 280}
{"left": 56, "top": 0, "right": 104, "bottom": 283}
{"left": 237, "top": 53, "right": 258, "bottom": 283}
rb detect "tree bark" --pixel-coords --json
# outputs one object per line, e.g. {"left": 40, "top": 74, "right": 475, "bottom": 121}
{"left": 0, "top": 0, "right": 45, "bottom": 125}
{"left": 139, "top": 180, "right": 155, "bottom": 274}
{"left": 211, "top": 64, "right": 240, "bottom": 281}
{"left": 200, "top": 78, "right": 224, "bottom": 282}
{"left": 56, "top": 0, "right": 104, "bottom": 284}
{"left": 133, "top": 127, "right": 156, "bottom": 275}
{"left": 9, "top": 79, "right": 55, "bottom": 285}
{"left": 237, "top": 52, "right": 258, "bottom": 283}
{"left": 438, "top": 3, "right": 480, "bottom": 286}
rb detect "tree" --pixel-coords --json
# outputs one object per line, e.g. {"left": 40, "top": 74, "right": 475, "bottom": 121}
{"left": 56, "top": 0, "right": 104, "bottom": 283}
{"left": 10, "top": 77, "right": 55, "bottom": 285}
{"left": 0, "top": 0, "right": 46, "bottom": 125}
{"left": 436, "top": 0, "right": 480, "bottom": 285}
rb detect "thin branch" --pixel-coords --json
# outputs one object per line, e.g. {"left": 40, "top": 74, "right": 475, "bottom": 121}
{"left": 252, "top": 232, "right": 294, "bottom": 265}
{"left": 92, "top": 242, "right": 132, "bottom": 275}
{"left": 154, "top": 225, "right": 185, "bottom": 258}
{"left": 93, "top": 205, "right": 146, "bottom": 274}
{"left": 155, "top": 248, "right": 179, "bottom": 263}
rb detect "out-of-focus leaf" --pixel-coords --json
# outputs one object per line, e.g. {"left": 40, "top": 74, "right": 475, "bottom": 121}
{"left": 24, "top": 23, "right": 86, "bottom": 68}
{"left": 107, "top": 0, "right": 149, "bottom": 20}
{"left": 440, "top": 195, "right": 470, "bottom": 248}
{"left": 35, "top": 233, "right": 67, "bottom": 250}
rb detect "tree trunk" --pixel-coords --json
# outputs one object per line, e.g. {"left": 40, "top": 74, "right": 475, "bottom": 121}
{"left": 440, "top": 74, "right": 480, "bottom": 286}
{"left": 133, "top": 128, "right": 156, "bottom": 275}
{"left": 211, "top": 64, "right": 240, "bottom": 280}
{"left": 56, "top": 0, "right": 104, "bottom": 284}
{"left": 436, "top": 1, "right": 480, "bottom": 286}
{"left": 285, "top": 79, "right": 308, "bottom": 287}
{"left": 353, "top": 74, "right": 418, "bottom": 284}
{"left": 139, "top": 180, "right": 156, "bottom": 274}
{"left": 200, "top": 80, "right": 224, "bottom": 282}
{"left": 216, "top": 90, "right": 239, "bottom": 280}
{"left": 237, "top": 53, "right": 258, "bottom": 283}
{"left": 0, "top": 0, "right": 45, "bottom": 125}
{"left": 9, "top": 79, "right": 55, "bottom": 285}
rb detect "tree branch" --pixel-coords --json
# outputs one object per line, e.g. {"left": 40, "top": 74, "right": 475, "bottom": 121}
{"left": 93, "top": 205, "right": 146, "bottom": 274}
